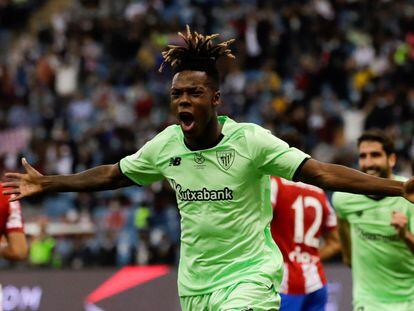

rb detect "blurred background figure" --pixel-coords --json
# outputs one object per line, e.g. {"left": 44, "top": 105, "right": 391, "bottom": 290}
{"left": 332, "top": 130, "right": 414, "bottom": 311}
{"left": 29, "top": 217, "right": 55, "bottom": 267}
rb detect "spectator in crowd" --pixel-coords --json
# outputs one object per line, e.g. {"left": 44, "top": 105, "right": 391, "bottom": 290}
{"left": 29, "top": 218, "right": 56, "bottom": 267}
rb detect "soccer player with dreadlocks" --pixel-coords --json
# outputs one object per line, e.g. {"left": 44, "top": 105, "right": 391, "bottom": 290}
{"left": 3, "top": 26, "right": 414, "bottom": 310}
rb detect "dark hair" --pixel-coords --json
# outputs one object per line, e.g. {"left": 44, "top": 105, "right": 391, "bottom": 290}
{"left": 159, "top": 25, "right": 235, "bottom": 89}
{"left": 357, "top": 129, "right": 395, "bottom": 155}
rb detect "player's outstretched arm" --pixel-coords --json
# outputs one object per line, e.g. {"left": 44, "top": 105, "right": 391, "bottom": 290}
{"left": 297, "top": 159, "right": 414, "bottom": 202}
{"left": 2, "top": 158, "right": 134, "bottom": 201}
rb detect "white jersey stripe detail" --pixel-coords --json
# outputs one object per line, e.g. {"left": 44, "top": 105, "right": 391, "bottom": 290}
{"left": 6, "top": 199, "right": 23, "bottom": 230}
{"left": 302, "top": 262, "right": 323, "bottom": 294}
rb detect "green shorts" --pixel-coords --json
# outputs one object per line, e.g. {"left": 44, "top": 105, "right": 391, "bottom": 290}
{"left": 180, "top": 281, "right": 280, "bottom": 311}
{"left": 354, "top": 298, "right": 414, "bottom": 311}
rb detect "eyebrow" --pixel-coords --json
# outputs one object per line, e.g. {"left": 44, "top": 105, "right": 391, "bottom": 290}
{"left": 171, "top": 86, "right": 205, "bottom": 92}
{"left": 359, "top": 151, "right": 384, "bottom": 156}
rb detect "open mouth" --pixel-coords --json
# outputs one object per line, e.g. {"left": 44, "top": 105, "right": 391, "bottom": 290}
{"left": 178, "top": 112, "right": 195, "bottom": 132}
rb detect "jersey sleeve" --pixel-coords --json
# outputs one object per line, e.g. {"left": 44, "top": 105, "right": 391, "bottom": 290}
{"left": 119, "top": 139, "right": 164, "bottom": 186}
{"left": 247, "top": 126, "right": 310, "bottom": 180}
{"left": 331, "top": 192, "right": 347, "bottom": 219}
{"left": 6, "top": 198, "right": 24, "bottom": 233}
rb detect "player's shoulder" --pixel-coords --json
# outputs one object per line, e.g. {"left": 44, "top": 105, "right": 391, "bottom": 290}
{"left": 235, "top": 120, "right": 269, "bottom": 134}
{"left": 331, "top": 191, "right": 365, "bottom": 213}
{"left": 143, "top": 125, "right": 181, "bottom": 151}
{"left": 149, "top": 124, "right": 181, "bottom": 142}
{"left": 332, "top": 191, "right": 355, "bottom": 203}
{"left": 229, "top": 120, "right": 275, "bottom": 145}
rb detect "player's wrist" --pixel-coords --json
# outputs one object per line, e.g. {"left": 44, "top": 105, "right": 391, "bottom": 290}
{"left": 40, "top": 175, "right": 54, "bottom": 192}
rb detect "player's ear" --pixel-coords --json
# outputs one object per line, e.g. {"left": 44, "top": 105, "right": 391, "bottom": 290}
{"left": 388, "top": 153, "right": 396, "bottom": 168}
{"left": 212, "top": 90, "right": 220, "bottom": 107}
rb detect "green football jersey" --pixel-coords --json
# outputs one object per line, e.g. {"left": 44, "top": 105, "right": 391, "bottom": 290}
{"left": 120, "top": 116, "right": 309, "bottom": 296}
{"left": 332, "top": 175, "right": 414, "bottom": 303}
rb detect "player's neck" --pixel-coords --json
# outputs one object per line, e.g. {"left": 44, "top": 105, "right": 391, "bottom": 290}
{"left": 184, "top": 117, "right": 223, "bottom": 151}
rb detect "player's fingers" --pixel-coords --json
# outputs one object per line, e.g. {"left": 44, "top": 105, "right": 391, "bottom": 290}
{"left": 1, "top": 181, "right": 20, "bottom": 188}
{"left": 4, "top": 172, "right": 24, "bottom": 180}
{"left": 22, "top": 158, "right": 36, "bottom": 174}
{"left": 3, "top": 188, "right": 21, "bottom": 195}
{"left": 8, "top": 194, "right": 23, "bottom": 202}
{"left": 22, "top": 157, "right": 42, "bottom": 176}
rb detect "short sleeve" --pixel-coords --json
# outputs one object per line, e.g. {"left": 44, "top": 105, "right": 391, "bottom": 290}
{"left": 331, "top": 192, "right": 346, "bottom": 219}
{"left": 247, "top": 126, "right": 310, "bottom": 180}
{"left": 119, "top": 140, "right": 164, "bottom": 186}
{"left": 6, "top": 199, "right": 24, "bottom": 233}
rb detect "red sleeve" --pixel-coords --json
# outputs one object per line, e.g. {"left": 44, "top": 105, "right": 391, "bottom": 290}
{"left": 5, "top": 197, "right": 24, "bottom": 234}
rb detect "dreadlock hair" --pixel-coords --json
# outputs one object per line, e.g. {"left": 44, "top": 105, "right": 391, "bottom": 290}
{"left": 159, "top": 25, "right": 236, "bottom": 90}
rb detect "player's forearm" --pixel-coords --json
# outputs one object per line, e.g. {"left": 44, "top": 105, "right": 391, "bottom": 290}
{"left": 299, "top": 160, "right": 404, "bottom": 196}
{"left": 41, "top": 164, "right": 132, "bottom": 192}
{"left": 320, "top": 245, "right": 337, "bottom": 261}
{"left": 320, "top": 230, "right": 341, "bottom": 261}
{"left": 0, "top": 242, "right": 28, "bottom": 261}
{"left": 320, "top": 242, "right": 341, "bottom": 261}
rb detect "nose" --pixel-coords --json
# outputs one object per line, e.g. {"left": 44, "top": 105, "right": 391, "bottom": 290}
{"left": 178, "top": 94, "right": 192, "bottom": 108}
{"left": 179, "top": 100, "right": 191, "bottom": 108}
{"left": 361, "top": 155, "right": 374, "bottom": 168}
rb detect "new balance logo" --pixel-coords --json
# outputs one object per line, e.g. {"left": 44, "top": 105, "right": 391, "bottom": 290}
{"left": 169, "top": 157, "right": 181, "bottom": 166}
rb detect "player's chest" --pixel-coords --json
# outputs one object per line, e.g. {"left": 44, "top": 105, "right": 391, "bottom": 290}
{"left": 159, "top": 147, "right": 253, "bottom": 188}
{"left": 348, "top": 198, "right": 406, "bottom": 223}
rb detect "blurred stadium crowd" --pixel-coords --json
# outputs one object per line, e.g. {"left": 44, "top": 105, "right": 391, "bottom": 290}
{"left": 1, "top": 0, "right": 414, "bottom": 268}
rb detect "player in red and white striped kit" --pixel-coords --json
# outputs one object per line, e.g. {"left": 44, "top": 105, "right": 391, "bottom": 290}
{"left": 0, "top": 184, "right": 27, "bottom": 261}
{"left": 270, "top": 176, "right": 341, "bottom": 311}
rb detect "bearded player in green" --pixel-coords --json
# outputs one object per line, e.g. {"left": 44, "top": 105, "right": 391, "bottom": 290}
{"left": 333, "top": 130, "right": 414, "bottom": 311}
{"left": 3, "top": 27, "right": 414, "bottom": 311}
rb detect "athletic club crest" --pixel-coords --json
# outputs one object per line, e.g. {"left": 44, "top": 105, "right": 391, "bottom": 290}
{"left": 216, "top": 149, "right": 235, "bottom": 170}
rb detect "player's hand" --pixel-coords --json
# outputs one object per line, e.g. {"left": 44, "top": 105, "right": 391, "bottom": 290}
{"left": 2, "top": 158, "right": 45, "bottom": 201}
{"left": 403, "top": 177, "right": 414, "bottom": 204}
{"left": 391, "top": 211, "right": 408, "bottom": 239}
